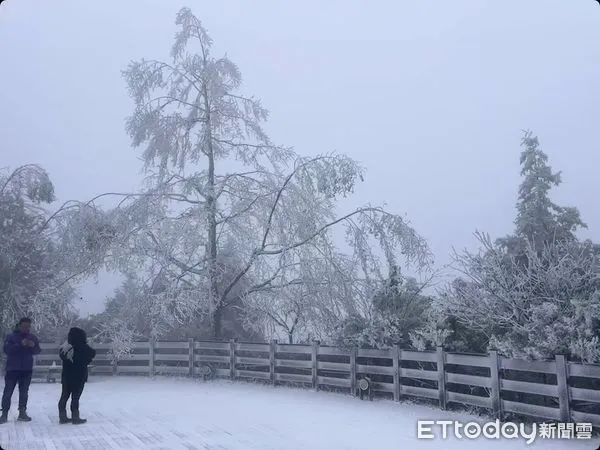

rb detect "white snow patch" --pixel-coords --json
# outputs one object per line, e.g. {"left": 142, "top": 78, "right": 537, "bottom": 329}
{"left": 0, "top": 376, "right": 597, "bottom": 449}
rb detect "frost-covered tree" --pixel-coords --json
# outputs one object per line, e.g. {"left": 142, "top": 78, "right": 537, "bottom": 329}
{"left": 0, "top": 165, "right": 76, "bottom": 335}
{"left": 118, "top": 7, "right": 432, "bottom": 339}
{"left": 97, "top": 251, "right": 263, "bottom": 351}
{"left": 498, "top": 131, "right": 585, "bottom": 256}
{"left": 246, "top": 243, "right": 362, "bottom": 344}
{"left": 88, "top": 273, "right": 167, "bottom": 359}
{"left": 334, "top": 266, "right": 434, "bottom": 349}
{"left": 413, "top": 132, "right": 600, "bottom": 361}
{"left": 0, "top": 165, "right": 127, "bottom": 340}
{"left": 435, "top": 233, "right": 600, "bottom": 361}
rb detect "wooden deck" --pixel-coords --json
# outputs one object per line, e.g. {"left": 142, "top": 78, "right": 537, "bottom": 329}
{"left": 0, "top": 376, "right": 596, "bottom": 449}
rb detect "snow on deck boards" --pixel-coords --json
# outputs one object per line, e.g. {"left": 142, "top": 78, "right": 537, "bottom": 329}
{"left": 0, "top": 377, "right": 597, "bottom": 449}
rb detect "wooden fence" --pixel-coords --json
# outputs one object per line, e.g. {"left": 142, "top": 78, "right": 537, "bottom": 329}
{"left": 35, "top": 340, "right": 600, "bottom": 427}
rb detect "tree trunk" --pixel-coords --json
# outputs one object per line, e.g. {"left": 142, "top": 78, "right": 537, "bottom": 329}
{"left": 203, "top": 83, "right": 220, "bottom": 339}
{"left": 288, "top": 332, "right": 293, "bottom": 344}
{"left": 212, "top": 305, "right": 223, "bottom": 340}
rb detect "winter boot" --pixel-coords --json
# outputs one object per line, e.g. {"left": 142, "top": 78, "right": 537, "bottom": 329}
{"left": 71, "top": 410, "right": 86, "bottom": 425}
{"left": 58, "top": 409, "right": 71, "bottom": 424}
{"left": 0, "top": 410, "right": 8, "bottom": 424}
{"left": 17, "top": 408, "right": 31, "bottom": 422}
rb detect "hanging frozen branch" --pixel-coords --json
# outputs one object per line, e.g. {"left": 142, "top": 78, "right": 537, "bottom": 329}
{"left": 115, "top": 7, "right": 433, "bottom": 339}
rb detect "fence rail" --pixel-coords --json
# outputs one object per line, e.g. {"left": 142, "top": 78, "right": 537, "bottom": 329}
{"left": 35, "top": 340, "right": 600, "bottom": 427}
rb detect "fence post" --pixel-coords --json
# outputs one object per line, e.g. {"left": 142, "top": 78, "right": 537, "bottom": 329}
{"left": 111, "top": 342, "right": 118, "bottom": 376}
{"left": 149, "top": 336, "right": 155, "bottom": 378}
{"left": 489, "top": 350, "right": 501, "bottom": 418}
{"left": 229, "top": 339, "right": 236, "bottom": 380}
{"left": 188, "top": 338, "right": 195, "bottom": 377}
{"left": 436, "top": 347, "right": 446, "bottom": 410}
{"left": 350, "top": 347, "right": 357, "bottom": 397}
{"left": 555, "top": 354, "right": 571, "bottom": 422}
{"left": 312, "top": 340, "right": 320, "bottom": 391}
{"left": 270, "top": 339, "right": 277, "bottom": 386}
{"left": 393, "top": 345, "right": 401, "bottom": 402}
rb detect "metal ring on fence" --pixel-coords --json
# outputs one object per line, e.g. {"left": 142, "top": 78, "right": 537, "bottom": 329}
{"left": 359, "top": 378, "right": 370, "bottom": 391}
{"left": 199, "top": 365, "right": 212, "bottom": 376}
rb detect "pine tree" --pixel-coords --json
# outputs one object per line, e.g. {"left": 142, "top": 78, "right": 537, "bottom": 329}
{"left": 503, "top": 131, "right": 585, "bottom": 254}
{"left": 430, "top": 131, "right": 599, "bottom": 360}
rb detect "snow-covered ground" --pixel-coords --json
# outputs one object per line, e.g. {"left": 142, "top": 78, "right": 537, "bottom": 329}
{"left": 0, "top": 376, "right": 597, "bottom": 449}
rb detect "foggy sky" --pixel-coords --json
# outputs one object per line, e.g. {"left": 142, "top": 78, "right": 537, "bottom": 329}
{"left": 1, "top": 0, "right": 599, "bottom": 317}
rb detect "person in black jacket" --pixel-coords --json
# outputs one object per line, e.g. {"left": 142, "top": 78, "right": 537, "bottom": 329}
{"left": 57, "top": 327, "right": 96, "bottom": 424}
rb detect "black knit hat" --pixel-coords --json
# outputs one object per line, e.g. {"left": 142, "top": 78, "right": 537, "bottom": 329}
{"left": 67, "top": 327, "right": 87, "bottom": 346}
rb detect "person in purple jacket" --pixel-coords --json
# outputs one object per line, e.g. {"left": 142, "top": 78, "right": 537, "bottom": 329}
{"left": 0, "top": 317, "right": 41, "bottom": 424}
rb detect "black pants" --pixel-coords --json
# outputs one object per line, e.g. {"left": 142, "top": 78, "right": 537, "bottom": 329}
{"left": 1, "top": 370, "right": 32, "bottom": 412}
{"left": 58, "top": 380, "right": 85, "bottom": 412}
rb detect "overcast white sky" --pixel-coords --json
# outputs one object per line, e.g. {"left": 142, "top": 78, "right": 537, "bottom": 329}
{"left": 1, "top": 0, "right": 599, "bottom": 317}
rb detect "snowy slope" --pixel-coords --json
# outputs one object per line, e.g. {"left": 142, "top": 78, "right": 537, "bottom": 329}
{"left": 0, "top": 376, "right": 597, "bottom": 449}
